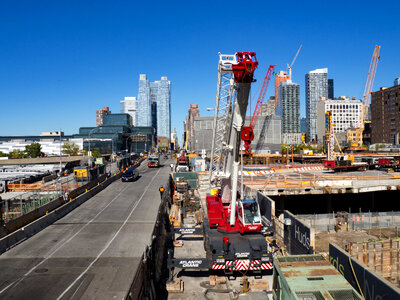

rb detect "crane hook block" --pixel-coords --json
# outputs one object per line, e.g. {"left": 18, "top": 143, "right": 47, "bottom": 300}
{"left": 232, "top": 52, "right": 258, "bottom": 83}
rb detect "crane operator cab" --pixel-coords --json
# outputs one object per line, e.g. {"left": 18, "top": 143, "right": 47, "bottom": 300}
{"left": 237, "top": 199, "right": 262, "bottom": 234}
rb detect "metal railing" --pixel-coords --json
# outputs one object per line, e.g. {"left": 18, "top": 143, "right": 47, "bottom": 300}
{"left": 243, "top": 172, "right": 400, "bottom": 190}
{"left": 297, "top": 211, "right": 400, "bottom": 233}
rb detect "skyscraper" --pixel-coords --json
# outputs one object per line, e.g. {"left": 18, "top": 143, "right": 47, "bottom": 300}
{"left": 137, "top": 74, "right": 171, "bottom": 140}
{"left": 153, "top": 76, "right": 171, "bottom": 139}
{"left": 274, "top": 71, "right": 290, "bottom": 108}
{"left": 305, "top": 68, "right": 328, "bottom": 142}
{"left": 150, "top": 81, "right": 158, "bottom": 134}
{"left": 137, "top": 74, "right": 152, "bottom": 127}
{"left": 279, "top": 80, "right": 301, "bottom": 144}
{"left": 328, "top": 79, "right": 334, "bottom": 99}
{"left": 120, "top": 97, "right": 137, "bottom": 126}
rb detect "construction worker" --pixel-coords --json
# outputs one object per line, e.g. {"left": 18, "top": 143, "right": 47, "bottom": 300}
{"left": 159, "top": 185, "right": 165, "bottom": 198}
{"left": 64, "top": 191, "right": 69, "bottom": 202}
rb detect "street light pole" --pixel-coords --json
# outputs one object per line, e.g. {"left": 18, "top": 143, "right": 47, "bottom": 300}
{"left": 59, "top": 129, "right": 62, "bottom": 197}
{"left": 88, "top": 127, "right": 100, "bottom": 167}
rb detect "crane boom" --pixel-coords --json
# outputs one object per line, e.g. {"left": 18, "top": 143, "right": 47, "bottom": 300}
{"left": 241, "top": 65, "right": 275, "bottom": 154}
{"left": 287, "top": 44, "right": 302, "bottom": 79}
{"left": 209, "top": 52, "right": 258, "bottom": 228}
{"left": 348, "top": 45, "right": 380, "bottom": 148}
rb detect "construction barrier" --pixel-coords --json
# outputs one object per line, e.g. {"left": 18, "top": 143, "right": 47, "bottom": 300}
{"left": 283, "top": 210, "right": 315, "bottom": 255}
{"left": 329, "top": 243, "right": 400, "bottom": 299}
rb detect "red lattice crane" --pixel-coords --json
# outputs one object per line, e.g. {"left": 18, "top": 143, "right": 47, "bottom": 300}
{"left": 241, "top": 64, "right": 276, "bottom": 154}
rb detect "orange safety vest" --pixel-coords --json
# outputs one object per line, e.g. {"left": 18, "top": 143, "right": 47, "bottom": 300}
{"left": 159, "top": 187, "right": 165, "bottom": 192}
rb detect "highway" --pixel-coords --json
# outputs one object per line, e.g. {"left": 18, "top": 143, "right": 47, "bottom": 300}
{"left": 0, "top": 158, "right": 171, "bottom": 299}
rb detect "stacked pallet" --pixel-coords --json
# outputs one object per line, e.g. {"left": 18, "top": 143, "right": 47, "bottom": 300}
{"left": 350, "top": 239, "right": 400, "bottom": 287}
{"left": 169, "top": 204, "right": 182, "bottom": 227}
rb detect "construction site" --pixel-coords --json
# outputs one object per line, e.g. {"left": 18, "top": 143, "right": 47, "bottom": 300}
{"left": 155, "top": 48, "right": 400, "bottom": 299}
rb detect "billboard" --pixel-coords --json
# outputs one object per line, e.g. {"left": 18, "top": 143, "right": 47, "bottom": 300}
{"left": 283, "top": 210, "right": 314, "bottom": 255}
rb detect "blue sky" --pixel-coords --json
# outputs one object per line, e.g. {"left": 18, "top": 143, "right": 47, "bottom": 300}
{"left": 1, "top": 0, "right": 399, "bottom": 143}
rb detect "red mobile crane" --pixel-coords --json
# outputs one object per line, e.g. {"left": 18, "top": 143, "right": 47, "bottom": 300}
{"left": 241, "top": 65, "right": 276, "bottom": 154}
{"left": 167, "top": 52, "right": 273, "bottom": 277}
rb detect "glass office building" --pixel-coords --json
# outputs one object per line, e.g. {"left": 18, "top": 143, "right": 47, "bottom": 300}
{"left": 305, "top": 68, "right": 328, "bottom": 142}
{"left": 137, "top": 74, "right": 152, "bottom": 126}
{"left": 103, "top": 114, "right": 132, "bottom": 127}
{"left": 120, "top": 97, "right": 137, "bottom": 126}
{"left": 137, "top": 75, "right": 171, "bottom": 141}
{"left": 155, "top": 77, "right": 171, "bottom": 139}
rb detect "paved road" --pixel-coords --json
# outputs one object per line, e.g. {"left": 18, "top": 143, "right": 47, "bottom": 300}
{"left": 0, "top": 159, "right": 171, "bottom": 299}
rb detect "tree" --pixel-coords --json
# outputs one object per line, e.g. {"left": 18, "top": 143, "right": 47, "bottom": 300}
{"left": 25, "top": 143, "right": 43, "bottom": 158}
{"left": 0, "top": 151, "right": 8, "bottom": 157}
{"left": 9, "top": 149, "right": 26, "bottom": 159}
{"left": 91, "top": 148, "right": 101, "bottom": 158}
{"left": 62, "top": 142, "right": 80, "bottom": 155}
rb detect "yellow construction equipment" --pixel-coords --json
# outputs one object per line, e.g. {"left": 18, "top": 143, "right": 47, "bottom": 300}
{"left": 346, "top": 45, "right": 381, "bottom": 149}
{"left": 325, "top": 110, "right": 344, "bottom": 160}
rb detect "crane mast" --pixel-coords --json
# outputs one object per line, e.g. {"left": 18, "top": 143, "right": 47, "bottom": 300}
{"left": 209, "top": 52, "right": 258, "bottom": 227}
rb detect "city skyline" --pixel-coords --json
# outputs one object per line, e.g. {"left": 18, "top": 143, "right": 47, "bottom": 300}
{"left": 1, "top": 1, "right": 400, "bottom": 141}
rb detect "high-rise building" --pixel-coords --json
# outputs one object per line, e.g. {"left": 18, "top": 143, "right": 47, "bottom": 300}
{"left": 184, "top": 103, "right": 200, "bottom": 151}
{"left": 120, "top": 97, "right": 137, "bottom": 126}
{"left": 274, "top": 71, "right": 290, "bottom": 108}
{"left": 150, "top": 81, "right": 158, "bottom": 133}
{"left": 260, "top": 97, "right": 276, "bottom": 116}
{"left": 305, "top": 68, "right": 328, "bottom": 142}
{"left": 371, "top": 84, "right": 400, "bottom": 144}
{"left": 154, "top": 76, "right": 171, "bottom": 139}
{"left": 96, "top": 106, "right": 111, "bottom": 126}
{"left": 300, "top": 117, "right": 307, "bottom": 133}
{"left": 394, "top": 77, "right": 400, "bottom": 86}
{"left": 316, "top": 96, "right": 363, "bottom": 144}
{"left": 137, "top": 75, "right": 171, "bottom": 140}
{"left": 279, "top": 80, "right": 301, "bottom": 144}
{"left": 137, "top": 74, "right": 152, "bottom": 127}
{"left": 328, "top": 79, "right": 334, "bottom": 99}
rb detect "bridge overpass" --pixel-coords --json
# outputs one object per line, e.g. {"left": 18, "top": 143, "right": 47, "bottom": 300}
{"left": 0, "top": 159, "right": 171, "bottom": 299}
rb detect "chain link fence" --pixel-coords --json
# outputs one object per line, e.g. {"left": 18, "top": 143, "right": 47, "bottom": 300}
{"left": 297, "top": 211, "right": 400, "bottom": 233}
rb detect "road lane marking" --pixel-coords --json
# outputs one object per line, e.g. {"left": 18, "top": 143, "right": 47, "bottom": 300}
{"left": 0, "top": 180, "right": 131, "bottom": 295}
{"left": 57, "top": 167, "right": 162, "bottom": 299}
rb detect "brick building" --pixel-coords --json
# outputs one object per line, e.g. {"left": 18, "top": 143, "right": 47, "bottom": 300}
{"left": 371, "top": 84, "right": 400, "bottom": 144}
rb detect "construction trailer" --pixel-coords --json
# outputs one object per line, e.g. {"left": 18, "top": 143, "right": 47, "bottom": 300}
{"left": 272, "top": 254, "right": 362, "bottom": 300}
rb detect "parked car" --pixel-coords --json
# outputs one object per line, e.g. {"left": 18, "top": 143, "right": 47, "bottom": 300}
{"left": 121, "top": 167, "right": 139, "bottom": 182}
